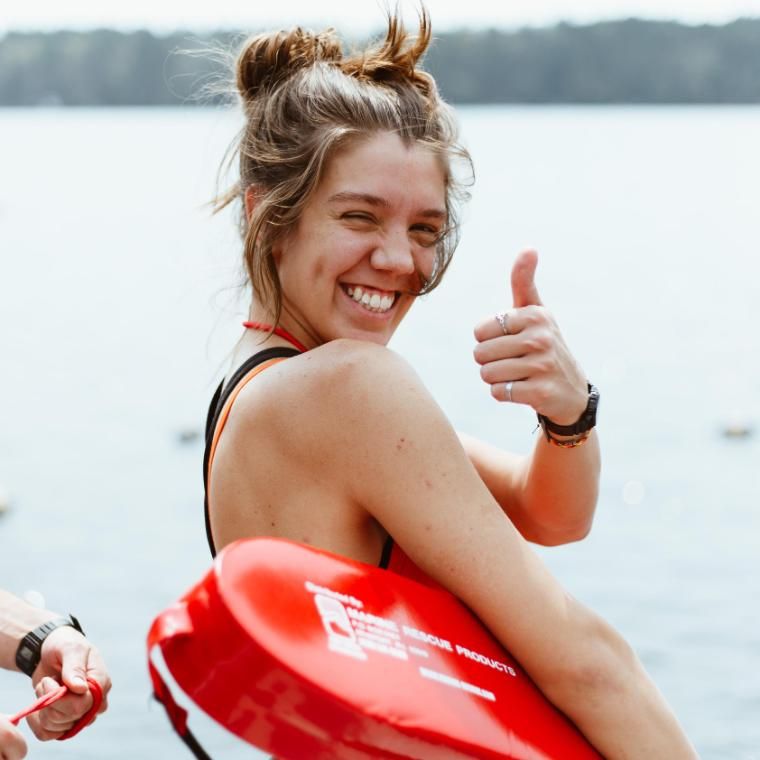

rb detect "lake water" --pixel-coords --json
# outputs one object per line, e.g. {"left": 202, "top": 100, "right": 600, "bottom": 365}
{"left": 1, "top": 106, "right": 759, "bottom": 759}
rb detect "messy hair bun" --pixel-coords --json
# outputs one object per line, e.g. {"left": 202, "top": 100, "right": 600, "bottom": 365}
{"left": 215, "top": 8, "right": 473, "bottom": 325}
{"left": 236, "top": 28, "right": 343, "bottom": 100}
{"left": 340, "top": 14, "right": 435, "bottom": 99}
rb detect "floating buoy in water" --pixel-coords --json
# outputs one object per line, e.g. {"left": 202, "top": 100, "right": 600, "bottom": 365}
{"left": 177, "top": 429, "right": 201, "bottom": 445}
{"left": 721, "top": 422, "right": 754, "bottom": 439}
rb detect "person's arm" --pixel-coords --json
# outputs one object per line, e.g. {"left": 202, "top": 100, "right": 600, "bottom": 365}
{"left": 465, "top": 249, "right": 600, "bottom": 544}
{"left": 0, "top": 590, "right": 110, "bottom": 741}
{"left": 459, "top": 429, "right": 600, "bottom": 545}
{"left": 0, "top": 716, "right": 27, "bottom": 760}
{"left": 279, "top": 340, "right": 696, "bottom": 759}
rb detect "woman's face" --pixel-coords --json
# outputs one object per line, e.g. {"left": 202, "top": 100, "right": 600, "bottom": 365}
{"left": 273, "top": 131, "right": 447, "bottom": 347}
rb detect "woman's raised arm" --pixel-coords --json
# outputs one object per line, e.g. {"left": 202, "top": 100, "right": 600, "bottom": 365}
{"left": 464, "top": 250, "right": 601, "bottom": 545}
{"left": 280, "top": 339, "right": 696, "bottom": 759}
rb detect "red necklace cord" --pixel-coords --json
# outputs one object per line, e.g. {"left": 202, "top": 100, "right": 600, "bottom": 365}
{"left": 242, "top": 321, "right": 308, "bottom": 353}
{"left": 9, "top": 677, "right": 103, "bottom": 740}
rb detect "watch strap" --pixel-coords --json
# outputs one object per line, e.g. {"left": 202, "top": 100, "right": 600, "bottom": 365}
{"left": 15, "top": 614, "right": 84, "bottom": 678}
{"left": 537, "top": 383, "right": 599, "bottom": 436}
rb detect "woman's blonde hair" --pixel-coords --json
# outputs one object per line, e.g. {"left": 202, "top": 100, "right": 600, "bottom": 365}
{"left": 214, "top": 9, "right": 472, "bottom": 323}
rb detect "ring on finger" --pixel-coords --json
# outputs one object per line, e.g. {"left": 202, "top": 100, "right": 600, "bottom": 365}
{"left": 504, "top": 380, "right": 514, "bottom": 403}
{"left": 494, "top": 311, "right": 510, "bottom": 336}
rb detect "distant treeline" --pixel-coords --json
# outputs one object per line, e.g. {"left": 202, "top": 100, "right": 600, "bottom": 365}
{"left": 2, "top": 19, "right": 760, "bottom": 106}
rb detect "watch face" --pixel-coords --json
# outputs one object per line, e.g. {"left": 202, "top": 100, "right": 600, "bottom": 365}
{"left": 18, "top": 642, "right": 34, "bottom": 660}
{"left": 16, "top": 639, "right": 39, "bottom": 676}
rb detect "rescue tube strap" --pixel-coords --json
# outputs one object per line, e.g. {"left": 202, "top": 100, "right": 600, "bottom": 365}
{"left": 9, "top": 677, "right": 103, "bottom": 740}
{"left": 148, "top": 615, "right": 214, "bottom": 760}
{"left": 149, "top": 665, "right": 212, "bottom": 759}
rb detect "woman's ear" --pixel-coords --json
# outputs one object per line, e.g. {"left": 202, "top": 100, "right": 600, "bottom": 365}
{"left": 244, "top": 185, "right": 260, "bottom": 224}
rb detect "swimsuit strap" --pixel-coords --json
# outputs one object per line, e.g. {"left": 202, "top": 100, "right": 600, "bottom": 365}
{"left": 203, "top": 347, "right": 300, "bottom": 557}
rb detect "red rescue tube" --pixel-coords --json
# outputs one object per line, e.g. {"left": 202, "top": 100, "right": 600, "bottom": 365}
{"left": 148, "top": 538, "right": 601, "bottom": 759}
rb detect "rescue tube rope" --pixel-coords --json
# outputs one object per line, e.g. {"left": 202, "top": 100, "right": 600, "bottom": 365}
{"left": 9, "top": 677, "right": 103, "bottom": 740}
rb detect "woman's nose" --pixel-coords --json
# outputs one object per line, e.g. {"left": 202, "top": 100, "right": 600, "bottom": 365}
{"left": 370, "top": 230, "right": 416, "bottom": 275}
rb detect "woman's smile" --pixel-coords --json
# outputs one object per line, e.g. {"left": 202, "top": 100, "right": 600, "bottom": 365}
{"left": 341, "top": 284, "right": 397, "bottom": 314}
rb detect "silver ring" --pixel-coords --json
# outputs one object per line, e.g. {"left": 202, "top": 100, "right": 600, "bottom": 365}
{"left": 505, "top": 381, "right": 514, "bottom": 403}
{"left": 495, "top": 312, "right": 510, "bottom": 336}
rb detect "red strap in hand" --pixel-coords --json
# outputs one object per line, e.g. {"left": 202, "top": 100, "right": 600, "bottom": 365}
{"left": 8, "top": 677, "right": 103, "bottom": 740}
{"left": 9, "top": 684, "right": 67, "bottom": 725}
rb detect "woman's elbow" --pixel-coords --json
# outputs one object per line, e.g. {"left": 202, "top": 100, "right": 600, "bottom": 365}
{"left": 529, "top": 514, "right": 595, "bottom": 546}
{"left": 542, "top": 616, "right": 638, "bottom": 710}
{"left": 561, "top": 514, "right": 594, "bottom": 543}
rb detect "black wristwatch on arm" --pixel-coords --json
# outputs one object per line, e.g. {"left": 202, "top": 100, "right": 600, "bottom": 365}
{"left": 15, "top": 614, "right": 85, "bottom": 677}
{"left": 537, "top": 383, "right": 599, "bottom": 448}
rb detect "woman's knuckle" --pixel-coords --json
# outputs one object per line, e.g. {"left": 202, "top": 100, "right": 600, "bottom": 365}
{"left": 539, "top": 330, "right": 555, "bottom": 350}
{"left": 535, "top": 353, "right": 555, "bottom": 374}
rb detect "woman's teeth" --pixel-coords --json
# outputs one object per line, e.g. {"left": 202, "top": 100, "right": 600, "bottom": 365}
{"left": 346, "top": 286, "right": 394, "bottom": 313}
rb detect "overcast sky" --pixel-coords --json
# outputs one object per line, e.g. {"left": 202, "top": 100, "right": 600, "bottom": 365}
{"left": 3, "top": 0, "right": 760, "bottom": 34}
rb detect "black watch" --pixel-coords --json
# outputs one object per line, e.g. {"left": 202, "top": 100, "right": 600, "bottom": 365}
{"left": 537, "top": 383, "right": 600, "bottom": 437}
{"left": 15, "top": 614, "right": 85, "bottom": 678}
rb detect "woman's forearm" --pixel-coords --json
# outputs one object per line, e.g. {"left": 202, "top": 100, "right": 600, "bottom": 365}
{"left": 460, "top": 430, "right": 600, "bottom": 545}
{"left": 515, "top": 428, "right": 601, "bottom": 544}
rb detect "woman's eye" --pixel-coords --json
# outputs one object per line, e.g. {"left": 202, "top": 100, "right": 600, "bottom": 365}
{"left": 412, "top": 225, "right": 442, "bottom": 246}
{"left": 343, "top": 212, "right": 374, "bottom": 223}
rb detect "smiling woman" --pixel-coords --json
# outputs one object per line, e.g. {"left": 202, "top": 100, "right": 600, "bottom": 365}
{"left": 265, "top": 132, "right": 445, "bottom": 346}
{"left": 200, "top": 8, "right": 697, "bottom": 759}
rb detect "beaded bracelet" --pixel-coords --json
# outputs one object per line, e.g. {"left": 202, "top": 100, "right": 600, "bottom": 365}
{"left": 543, "top": 429, "right": 591, "bottom": 448}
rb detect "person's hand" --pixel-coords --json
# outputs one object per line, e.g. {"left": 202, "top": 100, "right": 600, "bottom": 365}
{"left": 25, "top": 627, "right": 110, "bottom": 741}
{"left": 0, "top": 715, "right": 27, "bottom": 760}
{"left": 473, "top": 249, "right": 588, "bottom": 425}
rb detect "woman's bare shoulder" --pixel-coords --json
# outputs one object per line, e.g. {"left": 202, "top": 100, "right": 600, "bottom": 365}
{"left": 238, "top": 339, "right": 419, "bottom": 411}
{"left": 303, "top": 339, "right": 414, "bottom": 379}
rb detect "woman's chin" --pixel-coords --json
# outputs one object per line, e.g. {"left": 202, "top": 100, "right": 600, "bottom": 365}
{"left": 328, "top": 323, "right": 395, "bottom": 346}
